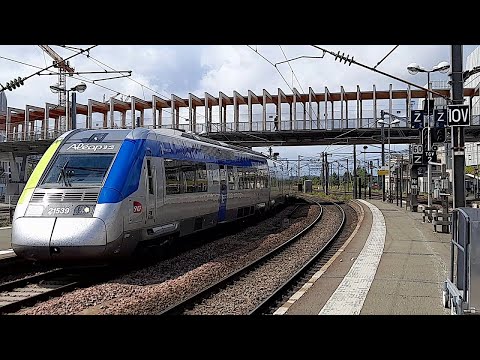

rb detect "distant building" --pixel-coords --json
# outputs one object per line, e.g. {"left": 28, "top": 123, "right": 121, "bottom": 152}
{"left": 0, "top": 91, "right": 6, "bottom": 114}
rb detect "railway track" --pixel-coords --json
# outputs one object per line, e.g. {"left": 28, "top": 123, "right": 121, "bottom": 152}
{"left": 2, "top": 200, "right": 308, "bottom": 315}
{"left": 158, "top": 199, "right": 342, "bottom": 315}
{"left": 0, "top": 268, "right": 85, "bottom": 314}
{"left": 250, "top": 203, "right": 350, "bottom": 315}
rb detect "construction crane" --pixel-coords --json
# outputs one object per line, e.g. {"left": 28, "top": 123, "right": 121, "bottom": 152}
{"left": 38, "top": 45, "right": 75, "bottom": 132}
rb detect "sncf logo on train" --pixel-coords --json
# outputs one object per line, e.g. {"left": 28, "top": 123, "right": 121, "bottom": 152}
{"left": 133, "top": 201, "right": 143, "bottom": 213}
{"left": 66, "top": 143, "right": 116, "bottom": 151}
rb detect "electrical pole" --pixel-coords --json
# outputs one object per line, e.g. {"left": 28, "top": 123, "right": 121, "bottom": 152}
{"left": 353, "top": 145, "right": 357, "bottom": 199}
{"left": 337, "top": 160, "right": 340, "bottom": 189}
{"left": 400, "top": 155, "right": 403, "bottom": 207}
{"left": 71, "top": 91, "right": 76, "bottom": 130}
{"left": 324, "top": 152, "right": 329, "bottom": 195}
{"left": 426, "top": 71, "right": 433, "bottom": 214}
{"left": 320, "top": 153, "right": 324, "bottom": 192}
{"left": 369, "top": 160, "right": 373, "bottom": 199}
{"left": 381, "top": 112, "right": 386, "bottom": 201}
{"left": 396, "top": 161, "right": 399, "bottom": 206}
{"left": 376, "top": 158, "right": 380, "bottom": 191}
{"left": 346, "top": 158, "right": 349, "bottom": 193}
{"left": 297, "top": 155, "right": 301, "bottom": 191}
{"left": 330, "top": 161, "right": 334, "bottom": 190}
{"left": 451, "top": 45, "right": 466, "bottom": 209}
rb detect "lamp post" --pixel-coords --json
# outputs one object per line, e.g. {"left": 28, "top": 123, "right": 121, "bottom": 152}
{"left": 378, "top": 118, "right": 400, "bottom": 202}
{"left": 406, "top": 61, "right": 450, "bottom": 212}
{"left": 50, "top": 82, "right": 87, "bottom": 132}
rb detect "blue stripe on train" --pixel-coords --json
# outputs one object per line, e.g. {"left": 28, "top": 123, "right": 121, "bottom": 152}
{"left": 98, "top": 137, "right": 266, "bottom": 204}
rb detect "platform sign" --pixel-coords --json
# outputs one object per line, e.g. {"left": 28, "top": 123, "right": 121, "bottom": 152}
{"left": 411, "top": 178, "right": 418, "bottom": 189}
{"left": 412, "top": 154, "right": 423, "bottom": 165}
{"left": 378, "top": 166, "right": 389, "bottom": 176}
{"left": 423, "top": 150, "right": 437, "bottom": 164}
{"left": 410, "top": 110, "right": 424, "bottom": 129}
{"left": 447, "top": 105, "right": 470, "bottom": 126}
{"left": 412, "top": 144, "right": 423, "bottom": 155}
{"left": 434, "top": 109, "right": 447, "bottom": 128}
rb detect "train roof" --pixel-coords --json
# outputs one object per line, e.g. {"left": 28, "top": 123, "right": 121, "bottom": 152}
{"left": 66, "top": 128, "right": 267, "bottom": 161}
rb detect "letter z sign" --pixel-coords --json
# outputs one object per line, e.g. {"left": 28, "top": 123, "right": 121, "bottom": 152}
{"left": 447, "top": 105, "right": 470, "bottom": 126}
{"left": 412, "top": 154, "right": 423, "bottom": 165}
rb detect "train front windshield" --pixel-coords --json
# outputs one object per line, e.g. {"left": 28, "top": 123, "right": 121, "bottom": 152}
{"left": 41, "top": 154, "right": 115, "bottom": 187}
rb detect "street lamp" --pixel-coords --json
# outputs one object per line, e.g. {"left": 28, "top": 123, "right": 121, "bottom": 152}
{"left": 406, "top": 61, "right": 450, "bottom": 211}
{"left": 378, "top": 118, "right": 400, "bottom": 202}
{"left": 50, "top": 82, "right": 87, "bottom": 132}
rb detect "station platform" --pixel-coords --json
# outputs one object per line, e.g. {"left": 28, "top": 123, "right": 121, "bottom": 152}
{"left": 278, "top": 198, "right": 451, "bottom": 315}
{"left": 0, "top": 227, "right": 14, "bottom": 259}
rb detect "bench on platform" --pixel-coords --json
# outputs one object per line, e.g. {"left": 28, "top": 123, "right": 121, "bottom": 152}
{"left": 422, "top": 206, "right": 437, "bottom": 223}
{"left": 432, "top": 212, "right": 451, "bottom": 233}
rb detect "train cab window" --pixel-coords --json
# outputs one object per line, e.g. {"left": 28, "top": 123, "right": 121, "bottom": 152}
{"left": 41, "top": 153, "right": 115, "bottom": 188}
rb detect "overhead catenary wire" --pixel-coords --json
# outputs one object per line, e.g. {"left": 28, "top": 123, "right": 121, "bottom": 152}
{"left": 0, "top": 54, "right": 132, "bottom": 99}
{"left": 373, "top": 45, "right": 399, "bottom": 69}
{"left": 278, "top": 45, "right": 319, "bottom": 120}
{"left": 57, "top": 45, "right": 206, "bottom": 120}
{"left": 0, "top": 50, "right": 193, "bottom": 125}
{"left": 0, "top": 45, "right": 97, "bottom": 92}
{"left": 246, "top": 45, "right": 318, "bottom": 123}
{"left": 311, "top": 45, "right": 449, "bottom": 100}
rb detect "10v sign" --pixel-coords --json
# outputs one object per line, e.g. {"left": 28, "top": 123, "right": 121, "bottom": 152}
{"left": 447, "top": 105, "right": 470, "bottom": 126}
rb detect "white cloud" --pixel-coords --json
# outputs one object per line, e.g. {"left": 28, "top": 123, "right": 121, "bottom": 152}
{"left": 0, "top": 44, "right": 478, "bottom": 167}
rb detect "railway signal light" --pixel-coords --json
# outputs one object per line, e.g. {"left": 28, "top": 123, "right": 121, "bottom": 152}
{"left": 435, "top": 128, "right": 446, "bottom": 143}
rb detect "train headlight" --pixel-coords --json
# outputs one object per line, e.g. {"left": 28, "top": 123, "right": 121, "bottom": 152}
{"left": 74, "top": 205, "right": 96, "bottom": 216}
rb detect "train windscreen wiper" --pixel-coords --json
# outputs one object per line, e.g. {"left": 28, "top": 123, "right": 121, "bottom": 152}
{"left": 57, "top": 160, "right": 71, "bottom": 187}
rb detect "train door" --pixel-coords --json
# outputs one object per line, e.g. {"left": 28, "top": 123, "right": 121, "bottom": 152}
{"left": 145, "top": 156, "right": 156, "bottom": 225}
{"left": 218, "top": 165, "right": 227, "bottom": 222}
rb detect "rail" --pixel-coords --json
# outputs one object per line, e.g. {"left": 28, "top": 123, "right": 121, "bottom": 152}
{"left": 158, "top": 199, "right": 323, "bottom": 315}
{"left": 249, "top": 201, "right": 346, "bottom": 315}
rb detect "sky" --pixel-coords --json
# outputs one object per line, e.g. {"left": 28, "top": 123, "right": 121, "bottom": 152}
{"left": 0, "top": 45, "right": 479, "bottom": 176}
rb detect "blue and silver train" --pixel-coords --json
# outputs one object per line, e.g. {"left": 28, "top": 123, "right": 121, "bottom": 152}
{"left": 12, "top": 128, "right": 291, "bottom": 262}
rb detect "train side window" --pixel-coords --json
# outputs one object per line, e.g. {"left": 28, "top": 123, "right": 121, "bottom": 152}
{"left": 165, "top": 159, "right": 181, "bottom": 195}
{"left": 256, "top": 170, "right": 262, "bottom": 189}
{"left": 237, "top": 168, "right": 244, "bottom": 190}
{"left": 196, "top": 163, "right": 208, "bottom": 192}
{"left": 227, "top": 166, "right": 235, "bottom": 190}
{"left": 147, "top": 159, "right": 154, "bottom": 195}
{"left": 182, "top": 163, "right": 196, "bottom": 193}
{"left": 249, "top": 168, "right": 256, "bottom": 189}
{"left": 210, "top": 166, "right": 220, "bottom": 185}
